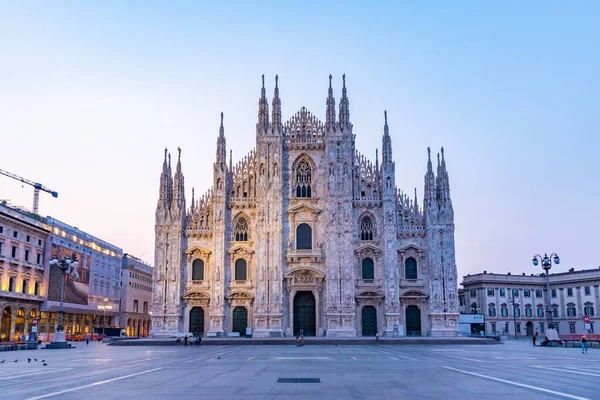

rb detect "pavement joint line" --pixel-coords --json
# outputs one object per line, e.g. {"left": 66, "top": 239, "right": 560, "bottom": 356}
{"left": 0, "top": 368, "right": 72, "bottom": 381}
{"left": 123, "top": 357, "right": 163, "bottom": 364}
{"left": 24, "top": 367, "right": 164, "bottom": 400}
{"left": 442, "top": 366, "right": 591, "bottom": 400}
{"left": 534, "top": 366, "right": 600, "bottom": 377}
{"left": 444, "top": 355, "right": 485, "bottom": 363}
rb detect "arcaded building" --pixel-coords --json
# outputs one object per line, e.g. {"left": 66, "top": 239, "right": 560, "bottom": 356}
{"left": 151, "top": 75, "right": 459, "bottom": 338}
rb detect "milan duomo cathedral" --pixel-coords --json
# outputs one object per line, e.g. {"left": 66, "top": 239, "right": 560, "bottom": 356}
{"left": 151, "top": 75, "right": 459, "bottom": 338}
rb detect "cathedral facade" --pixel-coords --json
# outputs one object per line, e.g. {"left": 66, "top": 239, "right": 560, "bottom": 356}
{"left": 151, "top": 75, "right": 459, "bottom": 338}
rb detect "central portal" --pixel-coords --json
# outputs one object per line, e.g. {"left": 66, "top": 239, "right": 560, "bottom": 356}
{"left": 293, "top": 291, "right": 316, "bottom": 336}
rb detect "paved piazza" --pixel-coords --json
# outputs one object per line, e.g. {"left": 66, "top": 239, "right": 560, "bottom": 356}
{"left": 0, "top": 342, "right": 598, "bottom": 399}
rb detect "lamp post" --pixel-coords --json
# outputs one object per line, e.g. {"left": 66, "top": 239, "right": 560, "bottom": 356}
{"left": 45, "top": 254, "right": 78, "bottom": 349}
{"left": 98, "top": 298, "right": 113, "bottom": 339}
{"left": 532, "top": 253, "right": 560, "bottom": 331}
{"left": 507, "top": 292, "right": 519, "bottom": 339}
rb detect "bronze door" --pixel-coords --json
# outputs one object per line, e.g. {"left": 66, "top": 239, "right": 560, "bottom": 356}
{"left": 189, "top": 307, "right": 204, "bottom": 337}
{"left": 293, "top": 291, "right": 316, "bottom": 336}
{"left": 232, "top": 306, "right": 248, "bottom": 336}
{"left": 362, "top": 306, "right": 377, "bottom": 336}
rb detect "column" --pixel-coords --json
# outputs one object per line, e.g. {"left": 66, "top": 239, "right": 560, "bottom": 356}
{"left": 24, "top": 317, "right": 29, "bottom": 337}
{"left": 576, "top": 286, "right": 583, "bottom": 316}
{"left": 10, "top": 312, "right": 16, "bottom": 341}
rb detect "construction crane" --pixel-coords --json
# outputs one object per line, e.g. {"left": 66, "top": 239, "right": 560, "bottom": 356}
{"left": 0, "top": 168, "right": 58, "bottom": 214}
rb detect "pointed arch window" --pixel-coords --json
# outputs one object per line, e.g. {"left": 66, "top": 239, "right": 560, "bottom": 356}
{"left": 405, "top": 257, "right": 417, "bottom": 280}
{"left": 360, "top": 216, "right": 374, "bottom": 241}
{"left": 235, "top": 259, "right": 247, "bottom": 281}
{"left": 296, "top": 223, "right": 312, "bottom": 250}
{"left": 233, "top": 216, "right": 249, "bottom": 242}
{"left": 295, "top": 160, "right": 312, "bottom": 197}
{"left": 192, "top": 259, "right": 204, "bottom": 281}
{"left": 362, "top": 258, "right": 374, "bottom": 280}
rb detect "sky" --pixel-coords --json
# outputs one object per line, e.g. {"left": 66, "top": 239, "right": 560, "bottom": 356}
{"left": 0, "top": 1, "right": 598, "bottom": 279}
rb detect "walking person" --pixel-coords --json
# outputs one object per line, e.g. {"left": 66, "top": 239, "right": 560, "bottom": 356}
{"left": 532, "top": 334, "right": 536, "bottom": 346}
{"left": 184, "top": 335, "right": 188, "bottom": 346}
{"left": 581, "top": 334, "right": 588, "bottom": 354}
{"left": 85, "top": 335, "right": 90, "bottom": 346}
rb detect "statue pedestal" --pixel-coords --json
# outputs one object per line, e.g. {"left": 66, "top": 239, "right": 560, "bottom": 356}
{"left": 44, "top": 331, "right": 74, "bottom": 349}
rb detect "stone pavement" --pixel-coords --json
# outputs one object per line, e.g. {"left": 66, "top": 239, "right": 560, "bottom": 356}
{"left": 0, "top": 340, "right": 598, "bottom": 399}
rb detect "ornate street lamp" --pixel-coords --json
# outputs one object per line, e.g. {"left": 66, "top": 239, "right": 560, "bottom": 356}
{"left": 45, "top": 253, "right": 78, "bottom": 349}
{"left": 98, "top": 298, "right": 113, "bottom": 339}
{"left": 507, "top": 293, "right": 519, "bottom": 339}
{"left": 532, "top": 253, "right": 560, "bottom": 331}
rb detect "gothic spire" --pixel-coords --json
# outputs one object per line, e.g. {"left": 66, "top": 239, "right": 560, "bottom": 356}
{"left": 437, "top": 147, "right": 451, "bottom": 202}
{"left": 339, "top": 74, "right": 350, "bottom": 131}
{"left": 257, "top": 74, "right": 269, "bottom": 132}
{"left": 326, "top": 74, "right": 336, "bottom": 131}
{"left": 424, "top": 147, "right": 436, "bottom": 204}
{"left": 382, "top": 110, "right": 392, "bottom": 164}
{"left": 190, "top": 187, "right": 195, "bottom": 212}
{"left": 173, "top": 147, "right": 185, "bottom": 209}
{"left": 166, "top": 151, "right": 173, "bottom": 205}
{"left": 272, "top": 75, "right": 282, "bottom": 133}
{"left": 158, "top": 148, "right": 169, "bottom": 202}
{"left": 216, "top": 112, "right": 227, "bottom": 170}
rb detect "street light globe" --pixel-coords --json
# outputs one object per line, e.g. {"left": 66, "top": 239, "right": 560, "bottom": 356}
{"left": 554, "top": 256, "right": 560, "bottom": 265}
{"left": 532, "top": 258, "right": 539, "bottom": 266}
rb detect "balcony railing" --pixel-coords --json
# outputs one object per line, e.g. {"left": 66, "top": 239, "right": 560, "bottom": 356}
{"left": 356, "top": 279, "right": 382, "bottom": 287}
{"left": 401, "top": 279, "right": 425, "bottom": 287}
{"left": 188, "top": 280, "right": 210, "bottom": 289}
{"left": 286, "top": 248, "right": 323, "bottom": 263}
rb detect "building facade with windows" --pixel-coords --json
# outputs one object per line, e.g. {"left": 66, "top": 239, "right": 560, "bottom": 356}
{"left": 40, "top": 217, "right": 122, "bottom": 339}
{"left": 0, "top": 202, "right": 51, "bottom": 342}
{"left": 120, "top": 253, "right": 153, "bottom": 337}
{"left": 459, "top": 268, "right": 600, "bottom": 336}
{"left": 152, "top": 75, "right": 459, "bottom": 338}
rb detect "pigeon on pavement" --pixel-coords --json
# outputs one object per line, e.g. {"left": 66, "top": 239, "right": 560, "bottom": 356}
{"left": 13, "top": 359, "right": 18, "bottom": 363}
{"left": 0, "top": 360, "right": 5, "bottom": 363}
{"left": 34, "top": 358, "right": 38, "bottom": 361}
{"left": 41, "top": 360, "right": 45, "bottom": 362}
{"left": 28, "top": 358, "right": 31, "bottom": 363}
{"left": 43, "top": 363, "right": 48, "bottom": 366}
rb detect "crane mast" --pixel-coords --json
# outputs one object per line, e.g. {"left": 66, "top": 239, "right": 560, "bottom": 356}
{"left": 0, "top": 168, "right": 58, "bottom": 214}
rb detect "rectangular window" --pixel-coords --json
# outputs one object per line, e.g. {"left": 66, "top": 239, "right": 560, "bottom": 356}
{"left": 0, "top": 242, "right": 3, "bottom": 255}
{"left": 585, "top": 286, "right": 591, "bottom": 296}
{"left": 539, "top": 323, "right": 545, "bottom": 333}
{"left": 24, "top": 250, "right": 29, "bottom": 262}
{"left": 537, "top": 307, "right": 544, "bottom": 317}
{"left": 11, "top": 246, "right": 17, "bottom": 258}
{"left": 552, "top": 308, "right": 558, "bottom": 318}
{"left": 133, "top": 300, "right": 139, "bottom": 313}
{"left": 535, "top": 290, "right": 543, "bottom": 298}
{"left": 584, "top": 305, "right": 594, "bottom": 316}
{"left": 500, "top": 288, "right": 506, "bottom": 297}
{"left": 487, "top": 288, "right": 494, "bottom": 296}
{"left": 143, "top": 302, "right": 148, "bottom": 314}
{"left": 13, "top": 231, "right": 17, "bottom": 238}
{"left": 26, "top": 235, "right": 30, "bottom": 242}
{"left": 525, "top": 307, "right": 532, "bottom": 318}
{"left": 38, "top": 239, "right": 42, "bottom": 246}
{"left": 512, "top": 289, "right": 519, "bottom": 298}
{"left": 501, "top": 307, "right": 508, "bottom": 317}
{"left": 0, "top": 226, "right": 3, "bottom": 234}
{"left": 22, "top": 280, "right": 28, "bottom": 294}
{"left": 505, "top": 322, "right": 509, "bottom": 333}
{"left": 524, "top": 289, "right": 531, "bottom": 298}
{"left": 36, "top": 253, "right": 41, "bottom": 264}
{"left": 516, "top": 323, "right": 521, "bottom": 334}
{"left": 567, "top": 288, "right": 573, "bottom": 297}
{"left": 491, "top": 323, "right": 496, "bottom": 334}
{"left": 470, "top": 289, "right": 477, "bottom": 298}
{"left": 551, "top": 289, "right": 557, "bottom": 298}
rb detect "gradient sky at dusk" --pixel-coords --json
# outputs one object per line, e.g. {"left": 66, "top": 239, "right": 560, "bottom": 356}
{"left": 1, "top": 1, "right": 598, "bottom": 278}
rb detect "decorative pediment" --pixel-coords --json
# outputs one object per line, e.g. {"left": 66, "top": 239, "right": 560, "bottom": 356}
{"left": 400, "top": 290, "right": 427, "bottom": 298}
{"left": 226, "top": 290, "right": 255, "bottom": 300}
{"left": 355, "top": 244, "right": 381, "bottom": 259}
{"left": 287, "top": 203, "right": 321, "bottom": 217}
{"left": 398, "top": 244, "right": 424, "bottom": 253}
{"left": 284, "top": 267, "right": 325, "bottom": 280}
{"left": 228, "top": 244, "right": 255, "bottom": 255}
{"left": 186, "top": 246, "right": 212, "bottom": 257}
{"left": 182, "top": 291, "right": 211, "bottom": 300}
{"left": 356, "top": 290, "right": 384, "bottom": 299}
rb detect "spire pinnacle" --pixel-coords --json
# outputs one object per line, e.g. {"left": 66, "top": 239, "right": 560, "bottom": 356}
{"left": 326, "top": 74, "right": 336, "bottom": 130}
{"left": 216, "top": 113, "right": 227, "bottom": 169}
{"left": 229, "top": 149, "right": 232, "bottom": 171}
{"left": 177, "top": 146, "right": 181, "bottom": 161}
{"left": 272, "top": 75, "right": 282, "bottom": 132}
{"left": 220, "top": 112, "right": 224, "bottom": 135}
{"left": 339, "top": 74, "right": 350, "bottom": 130}
{"left": 258, "top": 75, "right": 269, "bottom": 132}
{"left": 375, "top": 148, "right": 379, "bottom": 170}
